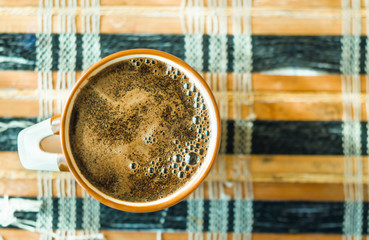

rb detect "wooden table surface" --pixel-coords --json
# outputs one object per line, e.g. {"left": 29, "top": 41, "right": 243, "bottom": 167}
{"left": 0, "top": 0, "right": 366, "bottom": 239}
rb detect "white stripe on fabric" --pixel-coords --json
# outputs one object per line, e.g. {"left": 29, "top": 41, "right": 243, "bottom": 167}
{"left": 365, "top": 0, "right": 369, "bottom": 237}
{"left": 36, "top": 171, "right": 54, "bottom": 240}
{"left": 56, "top": 173, "right": 77, "bottom": 239}
{"left": 204, "top": 1, "right": 230, "bottom": 240}
{"left": 181, "top": 1, "right": 206, "bottom": 239}
{"left": 182, "top": 0, "right": 205, "bottom": 74}
{"left": 36, "top": 1, "right": 55, "bottom": 239}
{"left": 36, "top": 0, "right": 53, "bottom": 120}
{"left": 56, "top": 0, "right": 77, "bottom": 113}
{"left": 207, "top": 181, "right": 230, "bottom": 240}
{"left": 53, "top": 1, "right": 78, "bottom": 239}
{"left": 232, "top": 0, "right": 254, "bottom": 239}
{"left": 187, "top": 184, "right": 205, "bottom": 240}
{"left": 341, "top": 0, "right": 364, "bottom": 240}
{"left": 81, "top": 0, "right": 101, "bottom": 71}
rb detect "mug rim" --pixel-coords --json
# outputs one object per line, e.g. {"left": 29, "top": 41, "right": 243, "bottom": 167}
{"left": 60, "top": 49, "right": 221, "bottom": 212}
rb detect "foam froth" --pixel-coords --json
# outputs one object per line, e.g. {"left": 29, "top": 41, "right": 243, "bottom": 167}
{"left": 69, "top": 57, "right": 212, "bottom": 202}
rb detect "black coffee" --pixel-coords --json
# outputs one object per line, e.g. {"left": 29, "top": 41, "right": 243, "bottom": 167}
{"left": 69, "top": 57, "right": 211, "bottom": 202}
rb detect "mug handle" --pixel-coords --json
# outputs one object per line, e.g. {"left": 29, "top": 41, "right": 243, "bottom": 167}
{"left": 17, "top": 114, "right": 68, "bottom": 171}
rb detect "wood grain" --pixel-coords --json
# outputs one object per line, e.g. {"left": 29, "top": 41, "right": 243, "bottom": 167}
{"left": 0, "top": 95, "right": 354, "bottom": 121}
{"left": 0, "top": 178, "right": 346, "bottom": 201}
{"left": 0, "top": 72, "right": 348, "bottom": 93}
{"left": 0, "top": 71, "right": 353, "bottom": 120}
{"left": 0, "top": 0, "right": 366, "bottom": 8}
{"left": 0, "top": 10, "right": 362, "bottom": 35}
{"left": 0, "top": 152, "right": 348, "bottom": 177}
{"left": 0, "top": 230, "right": 343, "bottom": 240}
{"left": 0, "top": 0, "right": 361, "bottom": 8}
{"left": 0, "top": 99, "right": 38, "bottom": 117}
{"left": 0, "top": 152, "right": 352, "bottom": 200}
{"left": 0, "top": 72, "right": 83, "bottom": 89}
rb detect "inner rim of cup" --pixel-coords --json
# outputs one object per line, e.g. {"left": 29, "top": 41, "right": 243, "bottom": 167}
{"left": 63, "top": 53, "right": 219, "bottom": 207}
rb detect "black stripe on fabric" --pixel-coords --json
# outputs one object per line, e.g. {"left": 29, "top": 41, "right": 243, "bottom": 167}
{"left": 0, "top": 117, "right": 37, "bottom": 151}
{"left": 8, "top": 198, "right": 358, "bottom": 233}
{"left": 0, "top": 117, "right": 357, "bottom": 155}
{"left": 0, "top": 34, "right": 346, "bottom": 73}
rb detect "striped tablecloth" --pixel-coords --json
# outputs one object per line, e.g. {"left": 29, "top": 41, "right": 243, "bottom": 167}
{"left": 0, "top": 0, "right": 368, "bottom": 239}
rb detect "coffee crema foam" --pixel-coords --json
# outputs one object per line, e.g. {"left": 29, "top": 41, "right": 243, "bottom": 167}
{"left": 69, "top": 58, "right": 211, "bottom": 202}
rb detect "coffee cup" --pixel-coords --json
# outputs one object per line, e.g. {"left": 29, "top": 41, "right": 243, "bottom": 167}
{"left": 18, "top": 49, "right": 220, "bottom": 212}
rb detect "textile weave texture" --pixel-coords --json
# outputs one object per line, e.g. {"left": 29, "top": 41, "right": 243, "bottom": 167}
{"left": 2, "top": 0, "right": 369, "bottom": 240}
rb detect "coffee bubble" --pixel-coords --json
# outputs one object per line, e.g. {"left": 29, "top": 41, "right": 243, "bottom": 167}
{"left": 193, "top": 116, "right": 201, "bottom": 124}
{"left": 178, "top": 171, "right": 185, "bottom": 178}
{"left": 185, "top": 153, "right": 200, "bottom": 165}
{"left": 148, "top": 168, "right": 154, "bottom": 173}
{"left": 162, "top": 168, "right": 168, "bottom": 174}
{"left": 200, "top": 104, "right": 206, "bottom": 110}
{"left": 173, "top": 154, "right": 182, "bottom": 162}
{"left": 130, "top": 163, "right": 137, "bottom": 169}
